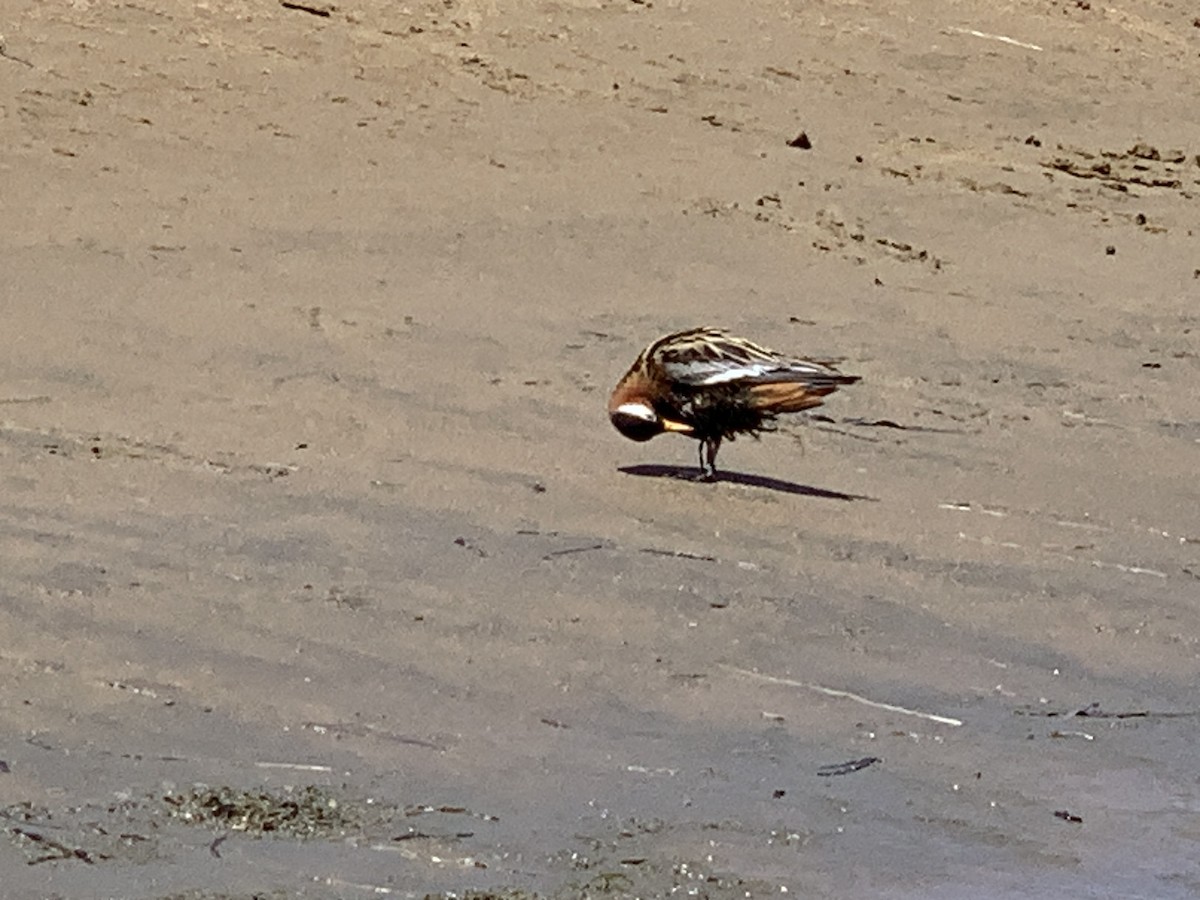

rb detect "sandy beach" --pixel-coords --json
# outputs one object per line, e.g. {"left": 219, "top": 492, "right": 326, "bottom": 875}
{"left": 2, "top": 1, "right": 1199, "bottom": 896}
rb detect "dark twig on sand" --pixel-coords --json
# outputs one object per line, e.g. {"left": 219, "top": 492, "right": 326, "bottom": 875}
{"left": 817, "top": 756, "right": 881, "bottom": 777}
{"left": 280, "top": 0, "right": 333, "bottom": 16}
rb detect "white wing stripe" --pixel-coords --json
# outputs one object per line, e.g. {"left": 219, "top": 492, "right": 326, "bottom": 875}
{"left": 697, "top": 364, "right": 778, "bottom": 385}
{"left": 666, "top": 360, "right": 836, "bottom": 386}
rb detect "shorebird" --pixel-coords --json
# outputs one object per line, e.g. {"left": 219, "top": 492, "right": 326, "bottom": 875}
{"left": 608, "top": 327, "right": 860, "bottom": 480}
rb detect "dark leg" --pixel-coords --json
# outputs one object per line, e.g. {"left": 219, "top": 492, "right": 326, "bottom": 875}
{"left": 695, "top": 437, "right": 721, "bottom": 482}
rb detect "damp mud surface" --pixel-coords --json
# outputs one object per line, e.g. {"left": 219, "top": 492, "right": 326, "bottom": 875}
{"left": 2, "top": 1, "right": 1199, "bottom": 897}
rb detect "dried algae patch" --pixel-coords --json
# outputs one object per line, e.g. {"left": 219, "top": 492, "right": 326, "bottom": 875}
{"left": 161, "top": 785, "right": 361, "bottom": 839}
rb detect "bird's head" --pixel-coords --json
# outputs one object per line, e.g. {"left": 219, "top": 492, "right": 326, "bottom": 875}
{"left": 610, "top": 401, "right": 694, "bottom": 442}
{"left": 610, "top": 401, "right": 663, "bottom": 442}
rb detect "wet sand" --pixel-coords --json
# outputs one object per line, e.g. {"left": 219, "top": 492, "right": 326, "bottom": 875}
{"left": 2, "top": 0, "right": 1199, "bottom": 896}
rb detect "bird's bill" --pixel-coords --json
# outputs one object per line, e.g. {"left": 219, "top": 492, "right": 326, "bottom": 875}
{"left": 661, "top": 419, "right": 695, "bottom": 434}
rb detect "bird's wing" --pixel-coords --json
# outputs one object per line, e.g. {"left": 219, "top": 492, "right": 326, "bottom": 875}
{"left": 652, "top": 328, "right": 844, "bottom": 387}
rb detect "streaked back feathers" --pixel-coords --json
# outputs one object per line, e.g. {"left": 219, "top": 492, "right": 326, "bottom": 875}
{"left": 644, "top": 327, "right": 856, "bottom": 390}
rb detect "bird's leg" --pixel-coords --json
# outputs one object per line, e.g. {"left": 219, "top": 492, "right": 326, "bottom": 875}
{"left": 695, "top": 436, "right": 721, "bottom": 482}
{"left": 706, "top": 436, "right": 722, "bottom": 479}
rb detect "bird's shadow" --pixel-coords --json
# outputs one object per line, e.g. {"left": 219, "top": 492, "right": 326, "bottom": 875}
{"left": 618, "top": 464, "right": 877, "bottom": 501}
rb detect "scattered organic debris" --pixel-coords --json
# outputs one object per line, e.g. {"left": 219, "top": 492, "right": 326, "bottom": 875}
{"left": 421, "top": 892, "right": 535, "bottom": 900}
{"left": 1043, "top": 143, "right": 1197, "bottom": 192}
{"left": 454, "top": 536, "right": 489, "bottom": 558}
{"left": 2, "top": 799, "right": 141, "bottom": 867}
{"left": 10, "top": 826, "right": 109, "bottom": 865}
{"left": 1020, "top": 702, "right": 1199, "bottom": 720}
{"left": 161, "top": 785, "right": 360, "bottom": 838}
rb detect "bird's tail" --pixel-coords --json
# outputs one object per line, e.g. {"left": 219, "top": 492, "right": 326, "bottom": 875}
{"left": 748, "top": 373, "right": 859, "bottom": 412}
